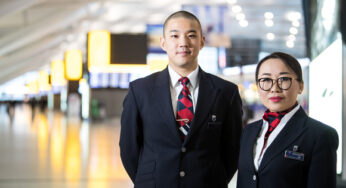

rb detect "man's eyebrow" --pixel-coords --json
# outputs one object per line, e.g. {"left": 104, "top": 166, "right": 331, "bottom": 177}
{"left": 168, "top": 29, "right": 197, "bottom": 33}
{"left": 187, "top": 30, "right": 197, "bottom": 33}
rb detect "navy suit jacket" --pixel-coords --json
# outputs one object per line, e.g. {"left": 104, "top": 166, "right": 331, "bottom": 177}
{"left": 120, "top": 67, "right": 242, "bottom": 188}
{"left": 237, "top": 107, "right": 339, "bottom": 188}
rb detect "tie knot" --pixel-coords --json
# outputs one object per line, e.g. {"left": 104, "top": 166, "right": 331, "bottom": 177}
{"left": 263, "top": 111, "right": 287, "bottom": 124}
{"left": 179, "top": 77, "right": 190, "bottom": 87}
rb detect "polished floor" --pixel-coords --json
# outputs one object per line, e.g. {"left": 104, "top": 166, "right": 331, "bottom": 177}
{"left": 0, "top": 103, "right": 237, "bottom": 188}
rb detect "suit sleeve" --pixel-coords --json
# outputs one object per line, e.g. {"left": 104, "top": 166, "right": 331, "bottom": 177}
{"left": 223, "top": 85, "right": 243, "bottom": 182}
{"left": 119, "top": 83, "right": 143, "bottom": 182}
{"left": 307, "top": 127, "right": 339, "bottom": 188}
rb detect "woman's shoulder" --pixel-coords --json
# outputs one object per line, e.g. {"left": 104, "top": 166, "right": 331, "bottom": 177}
{"left": 304, "top": 116, "right": 339, "bottom": 147}
{"left": 305, "top": 116, "right": 337, "bottom": 134}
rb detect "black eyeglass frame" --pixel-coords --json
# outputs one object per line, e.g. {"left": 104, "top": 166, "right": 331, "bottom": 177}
{"left": 257, "top": 77, "right": 300, "bottom": 91}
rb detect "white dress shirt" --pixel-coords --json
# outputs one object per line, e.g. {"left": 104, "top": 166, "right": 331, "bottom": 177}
{"left": 168, "top": 65, "right": 199, "bottom": 117}
{"left": 253, "top": 104, "right": 300, "bottom": 170}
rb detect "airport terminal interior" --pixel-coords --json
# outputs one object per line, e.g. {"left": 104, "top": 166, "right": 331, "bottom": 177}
{"left": 0, "top": 0, "right": 345, "bottom": 187}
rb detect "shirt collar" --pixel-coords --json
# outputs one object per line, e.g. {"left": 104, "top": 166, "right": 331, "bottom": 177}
{"left": 168, "top": 65, "right": 199, "bottom": 88}
{"left": 262, "top": 103, "right": 301, "bottom": 125}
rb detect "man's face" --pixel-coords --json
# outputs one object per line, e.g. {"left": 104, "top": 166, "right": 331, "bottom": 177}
{"left": 160, "top": 17, "right": 205, "bottom": 72}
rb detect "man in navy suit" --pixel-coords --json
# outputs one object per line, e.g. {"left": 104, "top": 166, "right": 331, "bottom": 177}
{"left": 120, "top": 10, "right": 242, "bottom": 188}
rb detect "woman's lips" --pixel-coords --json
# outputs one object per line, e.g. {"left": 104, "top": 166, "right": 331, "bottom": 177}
{"left": 269, "top": 97, "right": 283, "bottom": 102}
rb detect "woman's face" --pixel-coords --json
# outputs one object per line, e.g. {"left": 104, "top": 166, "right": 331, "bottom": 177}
{"left": 257, "top": 58, "right": 304, "bottom": 112}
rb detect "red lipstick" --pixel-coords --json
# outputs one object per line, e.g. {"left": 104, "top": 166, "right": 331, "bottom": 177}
{"left": 269, "top": 97, "right": 283, "bottom": 102}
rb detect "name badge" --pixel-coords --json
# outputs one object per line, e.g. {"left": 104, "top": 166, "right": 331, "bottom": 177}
{"left": 284, "top": 150, "right": 304, "bottom": 161}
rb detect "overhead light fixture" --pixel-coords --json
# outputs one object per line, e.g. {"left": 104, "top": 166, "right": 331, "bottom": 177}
{"left": 289, "top": 27, "right": 298, "bottom": 35}
{"left": 287, "top": 11, "right": 302, "bottom": 21}
{"left": 265, "top": 20, "right": 274, "bottom": 27}
{"left": 292, "top": 20, "right": 300, "bottom": 27}
{"left": 232, "top": 5, "right": 242, "bottom": 13}
{"left": 227, "top": 0, "right": 237, "bottom": 5}
{"left": 239, "top": 20, "right": 248, "bottom": 27}
{"left": 288, "top": 34, "right": 296, "bottom": 41}
{"left": 264, "top": 12, "right": 274, "bottom": 19}
{"left": 266, "top": 33, "right": 275, "bottom": 40}
{"left": 236, "top": 13, "right": 246, "bottom": 20}
{"left": 286, "top": 40, "right": 294, "bottom": 48}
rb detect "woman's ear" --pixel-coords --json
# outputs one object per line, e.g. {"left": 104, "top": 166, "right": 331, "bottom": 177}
{"left": 298, "top": 81, "right": 304, "bottom": 94}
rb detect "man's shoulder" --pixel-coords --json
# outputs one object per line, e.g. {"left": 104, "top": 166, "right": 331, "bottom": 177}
{"left": 204, "top": 72, "right": 238, "bottom": 89}
{"left": 131, "top": 70, "right": 163, "bottom": 86}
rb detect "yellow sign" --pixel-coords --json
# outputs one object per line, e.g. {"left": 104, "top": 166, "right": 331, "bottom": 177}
{"left": 38, "top": 71, "right": 51, "bottom": 91}
{"left": 65, "top": 50, "right": 83, "bottom": 80}
{"left": 51, "top": 60, "right": 66, "bottom": 86}
{"left": 87, "top": 30, "right": 110, "bottom": 70}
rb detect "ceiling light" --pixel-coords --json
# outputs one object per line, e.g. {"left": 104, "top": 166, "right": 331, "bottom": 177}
{"left": 292, "top": 20, "right": 300, "bottom": 27}
{"left": 236, "top": 13, "right": 245, "bottom": 20}
{"left": 265, "top": 20, "right": 274, "bottom": 27}
{"left": 289, "top": 27, "right": 298, "bottom": 35}
{"left": 266, "top": 33, "right": 275, "bottom": 40}
{"left": 287, "top": 11, "right": 302, "bottom": 21}
{"left": 239, "top": 20, "right": 248, "bottom": 27}
{"left": 232, "top": 5, "right": 242, "bottom": 13}
{"left": 227, "top": 0, "right": 237, "bottom": 5}
{"left": 288, "top": 34, "right": 296, "bottom": 41}
{"left": 286, "top": 40, "right": 294, "bottom": 48}
{"left": 264, "top": 12, "right": 274, "bottom": 19}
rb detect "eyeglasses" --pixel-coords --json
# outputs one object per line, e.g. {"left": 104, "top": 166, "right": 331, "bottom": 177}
{"left": 257, "top": 77, "right": 299, "bottom": 91}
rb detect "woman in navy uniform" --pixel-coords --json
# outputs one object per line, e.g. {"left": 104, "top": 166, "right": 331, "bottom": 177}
{"left": 237, "top": 52, "right": 338, "bottom": 188}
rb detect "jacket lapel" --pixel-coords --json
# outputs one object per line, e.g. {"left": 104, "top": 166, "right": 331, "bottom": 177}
{"left": 184, "top": 69, "right": 219, "bottom": 145}
{"left": 258, "top": 107, "right": 308, "bottom": 171}
{"left": 152, "top": 68, "right": 182, "bottom": 145}
{"left": 243, "top": 121, "right": 263, "bottom": 171}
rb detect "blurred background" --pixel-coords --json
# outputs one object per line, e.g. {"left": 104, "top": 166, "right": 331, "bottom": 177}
{"left": 0, "top": 0, "right": 345, "bottom": 187}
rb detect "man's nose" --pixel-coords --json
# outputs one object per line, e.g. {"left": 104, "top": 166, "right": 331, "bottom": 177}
{"left": 179, "top": 36, "right": 189, "bottom": 47}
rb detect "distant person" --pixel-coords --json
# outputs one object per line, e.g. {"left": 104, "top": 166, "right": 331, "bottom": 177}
{"left": 237, "top": 52, "right": 338, "bottom": 188}
{"left": 6, "top": 101, "right": 15, "bottom": 124}
{"left": 29, "top": 98, "right": 36, "bottom": 121}
{"left": 120, "top": 10, "right": 242, "bottom": 188}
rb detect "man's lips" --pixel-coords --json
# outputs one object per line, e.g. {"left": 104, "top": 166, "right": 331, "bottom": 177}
{"left": 269, "top": 97, "right": 283, "bottom": 102}
{"left": 177, "top": 51, "right": 191, "bottom": 55}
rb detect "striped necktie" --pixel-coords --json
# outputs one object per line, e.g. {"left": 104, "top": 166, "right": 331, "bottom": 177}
{"left": 176, "top": 77, "right": 194, "bottom": 140}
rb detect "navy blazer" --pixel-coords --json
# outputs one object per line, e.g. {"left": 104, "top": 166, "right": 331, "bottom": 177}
{"left": 237, "top": 107, "right": 338, "bottom": 188}
{"left": 120, "top": 67, "right": 242, "bottom": 188}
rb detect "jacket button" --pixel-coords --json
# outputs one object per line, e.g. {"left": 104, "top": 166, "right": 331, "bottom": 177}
{"left": 181, "top": 147, "right": 186, "bottom": 153}
{"left": 180, "top": 171, "right": 185, "bottom": 177}
{"left": 253, "top": 175, "right": 256, "bottom": 181}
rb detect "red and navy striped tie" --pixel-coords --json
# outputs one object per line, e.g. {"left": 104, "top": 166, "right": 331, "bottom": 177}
{"left": 176, "top": 77, "right": 194, "bottom": 140}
